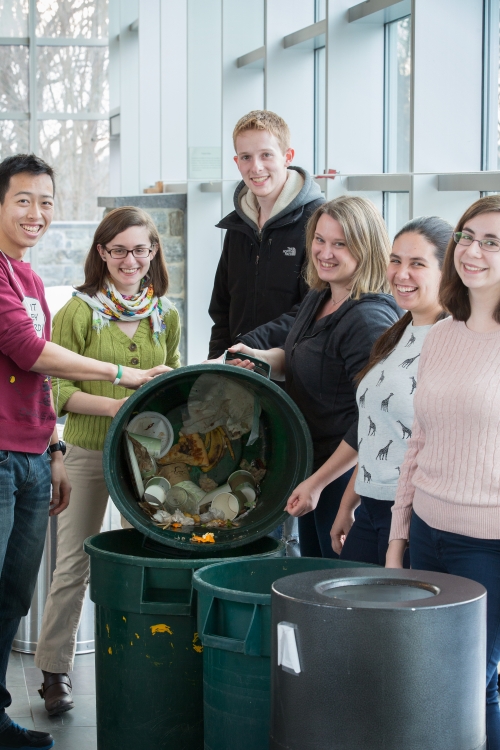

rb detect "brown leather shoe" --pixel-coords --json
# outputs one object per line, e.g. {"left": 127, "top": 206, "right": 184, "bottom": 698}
{"left": 38, "top": 671, "right": 74, "bottom": 716}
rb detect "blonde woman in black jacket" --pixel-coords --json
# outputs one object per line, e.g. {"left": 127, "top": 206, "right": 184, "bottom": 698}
{"left": 229, "top": 196, "right": 400, "bottom": 557}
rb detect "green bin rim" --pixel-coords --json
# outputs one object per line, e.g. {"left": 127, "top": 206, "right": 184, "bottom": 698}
{"left": 83, "top": 530, "right": 286, "bottom": 569}
{"left": 192, "top": 556, "right": 377, "bottom": 606}
{"left": 103, "top": 363, "right": 313, "bottom": 551}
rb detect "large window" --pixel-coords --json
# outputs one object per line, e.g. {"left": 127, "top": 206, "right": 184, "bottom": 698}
{"left": 314, "top": 45, "right": 325, "bottom": 176}
{"left": 384, "top": 15, "right": 411, "bottom": 238}
{"left": 384, "top": 15, "right": 411, "bottom": 173}
{"left": 313, "top": 0, "right": 326, "bottom": 175}
{"left": 0, "top": 0, "right": 109, "bottom": 220}
{"left": 498, "top": 5, "right": 500, "bottom": 168}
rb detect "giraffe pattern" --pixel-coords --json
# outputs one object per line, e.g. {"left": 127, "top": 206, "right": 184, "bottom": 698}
{"left": 368, "top": 416, "right": 376, "bottom": 436}
{"left": 376, "top": 440, "right": 393, "bottom": 460}
{"left": 399, "top": 354, "right": 420, "bottom": 369}
{"left": 380, "top": 393, "right": 394, "bottom": 412}
{"left": 355, "top": 322, "right": 429, "bottom": 494}
{"left": 397, "top": 420, "right": 412, "bottom": 439}
{"left": 361, "top": 465, "right": 371, "bottom": 483}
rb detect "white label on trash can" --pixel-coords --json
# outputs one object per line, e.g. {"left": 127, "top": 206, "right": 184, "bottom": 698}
{"left": 277, "top": 622, "right": 301, "bottom": 675}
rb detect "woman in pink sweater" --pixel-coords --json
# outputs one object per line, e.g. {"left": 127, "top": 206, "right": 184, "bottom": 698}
{"left": 387, "top": 195, "right": 500, "bottom": 748}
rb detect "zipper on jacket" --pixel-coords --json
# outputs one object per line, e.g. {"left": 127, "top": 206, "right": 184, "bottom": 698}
{"left": 290, "top": 329, "right": 322, "bottom": 358}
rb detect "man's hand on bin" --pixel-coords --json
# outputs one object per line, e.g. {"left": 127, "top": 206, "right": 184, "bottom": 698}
{"left": 119, "top": 365, "right": 172, "bottom": 389}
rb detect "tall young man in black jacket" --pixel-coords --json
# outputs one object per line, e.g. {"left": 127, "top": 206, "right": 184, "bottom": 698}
{"left": 208, "top": 110, "right": 324, "bottom": 359}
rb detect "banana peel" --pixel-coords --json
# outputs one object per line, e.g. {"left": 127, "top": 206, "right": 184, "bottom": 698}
{"left": 201, "top": 426, "right": 227, "bottom": 473}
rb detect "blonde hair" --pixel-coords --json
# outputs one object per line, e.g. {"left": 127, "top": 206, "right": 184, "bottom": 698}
{"left": 305, "top": 196, "right": 391, "bottom": 299}
{"left": 233, "top": 110, "right": 291, "bottom": 154}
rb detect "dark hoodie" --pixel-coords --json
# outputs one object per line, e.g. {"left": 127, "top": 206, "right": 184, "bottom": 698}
{"left": 284, "top": 289, "right": 401, "bottom": 470}
{"left": 208, "top": 166, "right": 324, "bottom": 358}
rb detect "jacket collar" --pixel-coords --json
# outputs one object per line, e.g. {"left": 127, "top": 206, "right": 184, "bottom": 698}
{"left": 218, "top": 166, "right": 323, "bottom": 234}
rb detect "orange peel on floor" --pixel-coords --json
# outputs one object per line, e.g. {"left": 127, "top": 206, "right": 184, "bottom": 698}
{"left": 191, "top": 532, "right": 216, "bottom": 544}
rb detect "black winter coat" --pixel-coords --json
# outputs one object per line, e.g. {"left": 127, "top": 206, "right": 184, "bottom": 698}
{"left": 207, "top": 167, "right": 324, "bottom": 358}
{"left": 284, "top": 290, "right": 402, "bottom": 470}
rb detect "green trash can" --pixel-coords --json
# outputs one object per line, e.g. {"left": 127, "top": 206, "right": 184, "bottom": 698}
{"left": 103, "top": 364, "right": 313, "bottom": 551}
{"left": 88, "top": 363, "right": 313, "bottom": 749}
{"left": 193, "top": 557, "right": 376, "bottom": 750}
{"left": 85, "top": 529, "right": 285, "bottom": 750}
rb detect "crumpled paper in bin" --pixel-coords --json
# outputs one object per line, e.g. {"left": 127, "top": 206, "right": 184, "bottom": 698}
{"left": 181, "top": 373, "right": 260, "bottom": 445}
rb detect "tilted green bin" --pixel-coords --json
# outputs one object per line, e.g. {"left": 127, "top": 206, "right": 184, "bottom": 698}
{"left": 193, "top": 557, "right": 375, "bottom": 750}
{"left": 86, "top": 363, "right": 314, "bottom": 750}
{"left": 85, "top": 529, "right": 285, "bottom": 750}
{"left": 103, "top": 364, "right": 313, "bottom": 550}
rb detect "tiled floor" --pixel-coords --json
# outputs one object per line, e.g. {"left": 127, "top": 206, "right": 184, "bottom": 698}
{"left": 6, "top": 650, "right": 97, "bottom": 750}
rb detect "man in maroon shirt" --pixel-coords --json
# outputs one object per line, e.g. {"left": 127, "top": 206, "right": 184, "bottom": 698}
{"left": 0, "top": 155, "right": 169, "bottom": 750}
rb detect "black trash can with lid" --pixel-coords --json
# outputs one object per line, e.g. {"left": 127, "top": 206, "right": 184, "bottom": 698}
{"left": 270, "top": 567, "right": 486, "bottom": 750}
{"left": 85, "top": 363, "right": 313, "bottom": 750}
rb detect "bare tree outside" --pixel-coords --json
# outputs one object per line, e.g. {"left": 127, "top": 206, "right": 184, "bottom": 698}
{"left": 36, "top": 0, "right": 108, "bottom": 37}
{"left": 0, "top": 0, "right": 109, "bottom": 221}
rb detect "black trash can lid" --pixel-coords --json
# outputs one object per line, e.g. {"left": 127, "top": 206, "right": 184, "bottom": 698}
{"left": 272, "top": 568, "right": 486, "bottom": 610}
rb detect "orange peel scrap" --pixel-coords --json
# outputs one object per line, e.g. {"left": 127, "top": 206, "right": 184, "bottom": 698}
{"left": 191, "top": 532, "right": 216, "bottom": 544}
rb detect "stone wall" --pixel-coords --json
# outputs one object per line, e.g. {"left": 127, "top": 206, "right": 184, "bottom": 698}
{"left": 34, "top": 222, "right": 98, "bottom": 289}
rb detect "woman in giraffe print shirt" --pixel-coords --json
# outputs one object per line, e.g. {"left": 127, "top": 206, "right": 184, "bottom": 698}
{"left": 328, "top": 216, "right": 452, "bottom": 565}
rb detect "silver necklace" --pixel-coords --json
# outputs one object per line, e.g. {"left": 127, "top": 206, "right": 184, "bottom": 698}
{"left": 330, "top": 291, "right": 350, "bottom": 306}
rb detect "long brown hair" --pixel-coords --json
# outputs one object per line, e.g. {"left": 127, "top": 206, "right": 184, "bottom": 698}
{"left": 304, "top": 196, "right": 391, "bottom": 298}
{"left": 356, "top": 215, "right": 453, "bottom": 384}
{"left": 440, "top": 195, "right": 500, "bottom": 323}
{"left": 76, "top": 206, "right": 169, "bottom": 296}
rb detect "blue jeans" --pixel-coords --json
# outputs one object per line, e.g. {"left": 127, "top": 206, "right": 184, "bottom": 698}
{"left": 298, "top": 469, "right": 353, "bottom": 558}
{"left": 0, "top": 450, "right": 51, "bottom": 730}
{"left": 340, "top": 496, "right": 410, "bottom": 567}
{"left": 410, "top": 512, "right": 500, "bottom": 750}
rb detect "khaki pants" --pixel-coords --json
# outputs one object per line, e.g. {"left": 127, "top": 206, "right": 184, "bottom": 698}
{"left": 35, "top": 444, "right": 110, "bottom": 673}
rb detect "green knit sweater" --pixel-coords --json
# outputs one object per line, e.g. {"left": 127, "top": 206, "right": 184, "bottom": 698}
{"left": 52, "top": 296, "right": 181, "bottom": 451}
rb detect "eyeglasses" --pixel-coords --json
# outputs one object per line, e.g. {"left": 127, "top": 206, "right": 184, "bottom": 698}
{"left": 103, "top": 245, "right": 156, "bottom": 259}
{"left": 454, "top": 232, "right": 500, "bottom": 253}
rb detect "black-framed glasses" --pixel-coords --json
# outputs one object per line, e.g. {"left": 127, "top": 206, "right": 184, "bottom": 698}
{"left": 454, "top": 232, "right": 500, "bottom": 253}
{"left": 103, "top": 245, "right": 155, "bottom": 259}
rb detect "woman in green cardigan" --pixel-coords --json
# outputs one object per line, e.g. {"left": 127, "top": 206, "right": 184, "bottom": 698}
{"left": 34, "top": 206, "right": 181, "bottom": 715}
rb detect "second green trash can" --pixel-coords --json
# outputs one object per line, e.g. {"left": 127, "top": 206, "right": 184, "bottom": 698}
{"left": 85, "top": 529, "right": 285, "bottom": 750}
{"left": 193, "top": 557, "right": 375, "bottom": 750}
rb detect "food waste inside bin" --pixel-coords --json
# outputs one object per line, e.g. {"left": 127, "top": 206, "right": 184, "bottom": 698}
{"left": 104, "top": 363, "right": 313, "bottom": 553}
